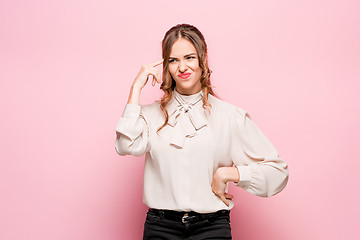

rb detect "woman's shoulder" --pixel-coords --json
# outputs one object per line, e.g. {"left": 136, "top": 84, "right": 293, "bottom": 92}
{"left": 208, "top": 94, "right": 248, "bottom": 117}
{"left": 140, "top": 100, "right": 161, "bottom": 112}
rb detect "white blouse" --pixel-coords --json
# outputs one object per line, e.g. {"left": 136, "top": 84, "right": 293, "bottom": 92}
{"left": 115, "top": 89, "right": 289, "bottom": 213}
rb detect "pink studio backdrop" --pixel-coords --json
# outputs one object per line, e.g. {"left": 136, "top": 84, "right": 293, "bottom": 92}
{"left": 1, "top": 0, "right": 359, "bottom": 239}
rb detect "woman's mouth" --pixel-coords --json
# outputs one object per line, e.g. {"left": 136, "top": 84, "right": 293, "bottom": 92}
{"left": 178, "top": 73, "right": 191, "bottom": 79}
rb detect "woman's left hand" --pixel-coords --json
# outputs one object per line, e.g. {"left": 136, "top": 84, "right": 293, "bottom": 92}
{"left": 211, "top": 167, "right": 235, "bottom": 207}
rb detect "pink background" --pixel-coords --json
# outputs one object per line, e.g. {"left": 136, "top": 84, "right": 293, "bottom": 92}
{"left": 1, "top": 0, "right": 359, "bottom": 239}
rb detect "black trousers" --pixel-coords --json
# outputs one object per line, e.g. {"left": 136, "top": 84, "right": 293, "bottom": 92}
{"left": 143, "top": 208, "right": 232, "bottom": 240}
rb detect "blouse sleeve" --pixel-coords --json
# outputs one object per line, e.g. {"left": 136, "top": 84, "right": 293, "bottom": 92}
{"left": 114, "top": 103, "right": 150, "bottom": 156}
{"left": 230, "top": 108, "right": 289, "bottom": 197}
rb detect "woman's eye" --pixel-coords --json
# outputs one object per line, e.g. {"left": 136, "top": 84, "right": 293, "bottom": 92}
{"left": 169, "top": 59, "right": 176, "bottom": 63}
{"left": 187, "top": 56, "right": 195, "bottom": 60}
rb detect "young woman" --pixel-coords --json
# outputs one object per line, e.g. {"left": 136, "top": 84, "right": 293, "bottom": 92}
{"left": 115, "top": 23, "right": 289, "bottom": 240}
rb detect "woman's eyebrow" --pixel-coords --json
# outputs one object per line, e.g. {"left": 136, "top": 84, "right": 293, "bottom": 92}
{"left": 184, "top": 53, "right": 196, "bottom": 57}
{"left": 169, "top": 53, "right": 197, "bottom": 59}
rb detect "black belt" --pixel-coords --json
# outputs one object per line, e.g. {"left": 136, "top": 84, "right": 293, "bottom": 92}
{"left": 148, "top": 208, "right": 230, "bottom": 224}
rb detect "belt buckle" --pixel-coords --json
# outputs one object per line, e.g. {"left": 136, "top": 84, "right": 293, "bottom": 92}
{"left": 182, "top": 213, "right": 191, "bottom": 223}
{"left": 182, "top": 213, "right": 197, "bottom": 223}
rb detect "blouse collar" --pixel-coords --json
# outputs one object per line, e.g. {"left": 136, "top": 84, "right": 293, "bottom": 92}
{"left": 174, "top": 88, "right": 203, "bottom": 104}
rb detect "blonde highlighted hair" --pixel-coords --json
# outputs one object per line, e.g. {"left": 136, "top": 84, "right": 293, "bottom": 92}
{"left": 157, "top": 23, "right": 216, "bottom": 133}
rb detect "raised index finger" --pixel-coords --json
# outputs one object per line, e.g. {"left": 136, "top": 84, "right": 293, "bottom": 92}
{"left": 151, "top": 59, "right": 163, "bottom": 67}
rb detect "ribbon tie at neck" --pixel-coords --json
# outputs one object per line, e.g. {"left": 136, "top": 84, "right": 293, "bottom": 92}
{"left": 167, "top": 90, "right": 208, "bottom": 148}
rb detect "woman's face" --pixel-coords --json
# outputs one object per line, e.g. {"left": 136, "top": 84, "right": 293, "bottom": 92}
{"left": 168, "top": 38, "right": 202, "bottom": 95}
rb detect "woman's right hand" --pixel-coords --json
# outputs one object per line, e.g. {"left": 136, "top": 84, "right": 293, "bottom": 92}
{"left": 132, "top": 59, "right": 164, "bottom": 90}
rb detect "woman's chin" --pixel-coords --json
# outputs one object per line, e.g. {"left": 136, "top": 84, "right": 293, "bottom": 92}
{"left": 176, "top": 82, "right": 201, "bottom": 94}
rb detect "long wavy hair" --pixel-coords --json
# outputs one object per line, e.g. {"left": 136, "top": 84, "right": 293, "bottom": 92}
{"left": 157, "top": 23, "right": 216, "bottom": 133}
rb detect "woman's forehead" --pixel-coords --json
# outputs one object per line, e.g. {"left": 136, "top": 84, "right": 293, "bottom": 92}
{"left": 170, "top": 38, "right": 197, "bottom": 57}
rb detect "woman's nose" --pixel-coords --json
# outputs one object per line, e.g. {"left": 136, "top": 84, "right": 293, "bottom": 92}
{"left": 179, "top": 61, "right": 188, "bottom": 72}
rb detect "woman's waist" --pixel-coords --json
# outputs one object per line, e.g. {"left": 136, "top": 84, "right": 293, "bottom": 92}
{"left": 147, "top": 207, "right": 230, "bottom": 224}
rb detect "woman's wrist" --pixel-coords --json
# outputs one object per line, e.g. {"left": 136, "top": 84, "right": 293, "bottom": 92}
{"left": 127, "top": 84, "right": 142, "bottom": 104}
{"left": 217, "top": 167, "right": 240, "bottom": 183}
